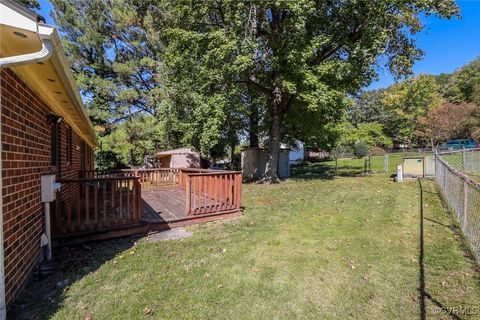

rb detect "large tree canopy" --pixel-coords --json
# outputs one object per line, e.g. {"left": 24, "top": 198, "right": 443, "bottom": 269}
{"left": 51, "top": 0, "right": 167, "bottom": 166}
{"left": 157, "top": 0, "right": 458, "bottom": 181}
{"left": 51, "top": 0, "right": 458, "bottom": 179}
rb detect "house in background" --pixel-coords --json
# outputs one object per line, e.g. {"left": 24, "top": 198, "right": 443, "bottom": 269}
{"left": 288, "top": 140, "right": 304, "bottom": 164}
{"left": 0, "top": 0, "right": 97, "bottom": 315}
{"left": 155, "top": 147, "right": 200, "bottom": 168}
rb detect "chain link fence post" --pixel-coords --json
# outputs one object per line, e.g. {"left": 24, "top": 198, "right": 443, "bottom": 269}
{"left": 463, "top": 180, "right": 468, "bottom": 229}
{"left": 384, "top": 153, "right": 388, "bottom": 175}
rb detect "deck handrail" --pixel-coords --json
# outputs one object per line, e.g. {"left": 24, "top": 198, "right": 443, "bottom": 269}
{"left": 185, "top": 171, "right": 242, "bottom": 176}
{"left": 59, "top": 176, "right": 140, "bottom": 183}
{"left": 53, "top": 176, "right": 142, "bottom": 237}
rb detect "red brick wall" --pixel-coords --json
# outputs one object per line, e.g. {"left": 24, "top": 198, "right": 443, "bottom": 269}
{"left": 0, "top": 68, "right": 93, "bottom": 306}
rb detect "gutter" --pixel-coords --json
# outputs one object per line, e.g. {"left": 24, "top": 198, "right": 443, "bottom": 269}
{"left": 48, "top": 30, "right": 99, "bottom": 148}
{"left": 0, "top": 14, "right": 53, "bottom": 69}
{"left": 0, "top": 37, "right": 53, "bottom": 68}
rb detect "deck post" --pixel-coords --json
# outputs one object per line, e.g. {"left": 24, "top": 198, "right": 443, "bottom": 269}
{"left": 235, "top": 173, "right": 242, "bottom": 208}
{"left": 136, "top": 179, "right": 142, "bottom": 223}
{"left": 185, "top": 175, "right": 191, "bottom": 216}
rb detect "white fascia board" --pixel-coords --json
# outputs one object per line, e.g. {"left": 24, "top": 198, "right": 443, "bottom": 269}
{"left": 0, "top": 1, "right": 38, "bottom": 31}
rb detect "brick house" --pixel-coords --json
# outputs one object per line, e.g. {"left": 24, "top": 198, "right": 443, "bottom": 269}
{"left": 0, "top": 0, "right": 97, "bottom": 316}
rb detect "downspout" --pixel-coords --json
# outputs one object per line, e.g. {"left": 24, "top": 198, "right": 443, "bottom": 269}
{"left": 0, "top": 25, "right": 52, "bottom": 320}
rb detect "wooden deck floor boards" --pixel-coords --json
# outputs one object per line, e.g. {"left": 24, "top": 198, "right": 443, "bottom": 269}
{"left": 141, "top": 188, "right": 187, "bottom": 223}
{"left": 141, "top": 188, "right": 227, "bottom": 223}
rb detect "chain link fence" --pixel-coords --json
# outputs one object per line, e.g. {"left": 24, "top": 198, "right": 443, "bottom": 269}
{"left": 366, "top": 149, "right": 435, "bottom": 175}
{"left": 300, "top": 149, "right": 434, "bottom": 176}
{"left": 435, "top": 149, "right": 480, "bottom": 260}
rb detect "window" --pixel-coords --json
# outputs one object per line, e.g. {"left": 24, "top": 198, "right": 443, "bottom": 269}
{"left": 50, "top": 121, "right": 58, "bottom": 165}
{"left": 67, "top": 127, "right": 73, "bottom": 165}
{"left": 80, "top": 141, "right": 86, "bottom": 170}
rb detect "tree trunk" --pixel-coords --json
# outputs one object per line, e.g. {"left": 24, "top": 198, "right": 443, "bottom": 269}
{"left": 263, "top": 86, "right": 286, "bottom": 183}
{"left": 249, "top": 103, "right": 259, "bottom": 148}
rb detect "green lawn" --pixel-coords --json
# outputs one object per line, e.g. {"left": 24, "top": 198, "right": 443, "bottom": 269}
{"left": 12, "top": 163, "right": 480, "bottom": 319}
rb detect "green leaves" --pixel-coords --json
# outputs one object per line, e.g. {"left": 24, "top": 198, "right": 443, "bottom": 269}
{"left": 51, "top": 0, "right": 459, "bottom": 168}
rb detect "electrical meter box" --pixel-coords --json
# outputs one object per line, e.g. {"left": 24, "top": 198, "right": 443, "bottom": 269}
{"left": 41, "top": 175, "right": 61, "bottom": 202}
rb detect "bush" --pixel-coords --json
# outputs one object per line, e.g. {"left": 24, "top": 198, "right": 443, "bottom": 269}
{"left": 354, "top": 141, "right": 370, "bottom": 158}
{"left": 370, "top": 147, "right": 386, "bottom": 156}
{"left": 331, "top": 145, "right": 354, "bottom": 159}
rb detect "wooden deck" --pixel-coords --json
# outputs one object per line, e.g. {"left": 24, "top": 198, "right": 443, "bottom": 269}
{"left": 141, "top": 188, "right": 188, "bottom": 222}
{"left": 53, "top": 168, "right": 243, "bottom": 245}
{"left": 141, "top": 188, "right": 224, "bottom": 223}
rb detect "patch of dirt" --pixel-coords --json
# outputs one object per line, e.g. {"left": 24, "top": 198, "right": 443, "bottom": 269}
{"left": 147, "top": 227, "right": 192, "bottom": 242}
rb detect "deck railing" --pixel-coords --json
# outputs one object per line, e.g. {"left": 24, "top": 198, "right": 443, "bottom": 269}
{"left": 54, "top": 176, "right": 141, "bottom": 236}
{"left": 82, "top": 168, "right": 181, "bottom": 190}
{"left": 184, "top": 171, "right": 242, "bottom": 216}
{"left": 53, "top": 168, "right": 242, "bottom": 238}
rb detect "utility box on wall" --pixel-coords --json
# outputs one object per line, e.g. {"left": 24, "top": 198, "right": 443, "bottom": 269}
{"left": 41, "top": 175, "right": 61, "bottom": 202}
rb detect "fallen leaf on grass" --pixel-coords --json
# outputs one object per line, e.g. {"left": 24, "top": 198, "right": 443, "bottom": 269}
{"left": 363, "top": 275, "right": 369, "bottom": 282}
{"left": 217, "top": 284, "right": 223, "bottom": 289}
{"left": 203, "top": 273, "right": 210, "bottom": 279}
{"left": 441, "top": 281, "right": 447, "bottom": 287}
{"left": 143, "top": 307, "right": 152, "bottom": 315}
{"left": 85, "top": 316, "right": 92, "bottom": 320}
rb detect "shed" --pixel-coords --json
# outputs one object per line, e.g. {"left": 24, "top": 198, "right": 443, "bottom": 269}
{"left": 241, "top": 147, "right": 290, "bottom": 180}
{"left": 155, "top": 148, "right": 200, "bottom": 168}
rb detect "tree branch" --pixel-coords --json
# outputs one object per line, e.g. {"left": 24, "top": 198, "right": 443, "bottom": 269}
{"left": 238, "top": 77, "right": 271, "bottom": 96}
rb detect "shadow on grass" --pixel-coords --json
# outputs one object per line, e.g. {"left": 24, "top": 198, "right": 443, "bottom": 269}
{"left": 9, "top": 237, "right": 138, "bottom": 320}
{"left": 290, "top": 162, "right": 367, "bottom": 181}
{"left": 417, "top": 180, "right": 464, "bottom": 320}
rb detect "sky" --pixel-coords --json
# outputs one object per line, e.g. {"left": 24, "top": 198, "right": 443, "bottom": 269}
{"left": 37, "top": 0, "right": 480, "bottom": 91}
{"left": 369, "top": 0, "right": 480, "bottom": 89}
